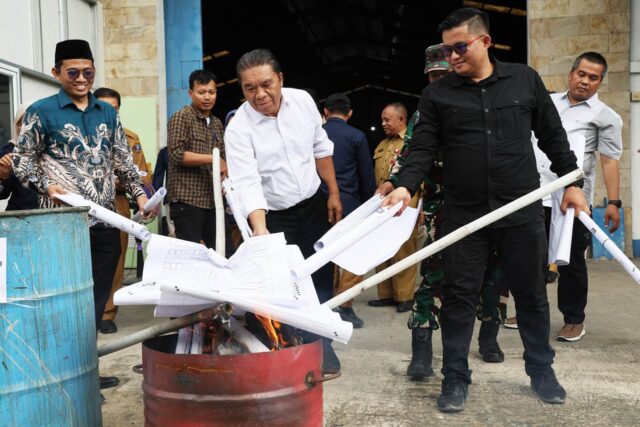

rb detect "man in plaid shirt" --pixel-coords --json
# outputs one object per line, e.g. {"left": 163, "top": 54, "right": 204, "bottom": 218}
{"left": 167, "top": 70, "right": 225, "bottom": 248}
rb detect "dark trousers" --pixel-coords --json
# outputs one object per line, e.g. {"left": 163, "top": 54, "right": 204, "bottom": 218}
{"left": 441, "top": 217, "right": 555, "bottom": 382}
{"left": 266, "top": 190, "right": 333, "bottom": 304}
{"left": 557, "top": 218, "right": 591, "bottom": 324}
{"left": 170, "top": 202, "right": 216, "bottom": 248}
{"left": 90, "top": 225, "right": 121, "bottom": 329}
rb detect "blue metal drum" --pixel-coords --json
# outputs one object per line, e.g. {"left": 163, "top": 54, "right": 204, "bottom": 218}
{"left": 0, "top": 208, "right": 102, "bottom": 426}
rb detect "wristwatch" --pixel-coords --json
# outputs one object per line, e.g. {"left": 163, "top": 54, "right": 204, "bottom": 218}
{"left": 608, "top": 199, "right": 622, "bottom": 208}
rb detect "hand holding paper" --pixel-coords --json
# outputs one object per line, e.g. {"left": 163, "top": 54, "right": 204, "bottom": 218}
{"left": 132, "top": 187, "right": 167, "bottom": 222}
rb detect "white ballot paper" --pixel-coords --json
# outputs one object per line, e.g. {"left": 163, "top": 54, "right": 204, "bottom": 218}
{"left": 332, "top": 201, "right": 421, "bottom": 275}
{"left": 114, "top": 230, "right": 353, "bottom": 342}
{"left": 161, "top": 281, "right": 353, "bottom": 344}
{"left": 294, "top": 198, "right": 420, "bottom": 279}
{"left": 223, "top": 178, "right": 252, "bottom": 241}
{"left": 535, "top": 125, "right": 586, "bottom": 266}
{"left": 578, "top": 212, "right": 640, "bottom": 284}
{"left": 132, "top": 187, "right": 167, "bottom": 223}
{"left": 56, "top": 193, "right": 152, "bottom": 241}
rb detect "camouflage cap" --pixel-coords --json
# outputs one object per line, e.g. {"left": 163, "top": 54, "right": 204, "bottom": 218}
{"left": 424, "top": 43, "right": 449, "bottom": 74}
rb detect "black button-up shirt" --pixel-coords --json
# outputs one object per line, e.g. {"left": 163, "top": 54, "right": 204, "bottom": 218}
{"left": 397, "top": 58, "right": 578, "bottom": 228}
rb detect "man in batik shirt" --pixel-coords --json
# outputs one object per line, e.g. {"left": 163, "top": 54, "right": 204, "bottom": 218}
{"left": 12, "top": 39, "right": 152, "bottom": 390}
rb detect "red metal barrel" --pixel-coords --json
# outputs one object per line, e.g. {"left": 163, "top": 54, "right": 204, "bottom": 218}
{"left": 142, "top": 335, "right": 325, "bottom": 426}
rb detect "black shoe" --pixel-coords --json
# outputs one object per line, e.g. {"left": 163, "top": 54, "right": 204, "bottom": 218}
{"left": 321, "top": 338, "right": 341, "bottom": 375}
{"left": 396, "top": 300, "right": 413, "bottom": 313}
{"left": 336, "top": 307, "right": 364, "bottom": 328}
{"left": 530, "top": 370, "right": 566, "bottom": 404}
{"left": 406, "top": 328, "right": 433, "bottom": 380}
{"left": 101, "top": 393, "right": 106, "bottom": 404}
{"left": 99, "top": 320, "right": 118, "bottom": 334}
{"left": 546, "top": 270, "right": 559, "bottom": 283}
{"left": 367, "top": 298, "right": 395, "bottom": 307}
{"left": 100, "top": 376, "right": 120, "bottom": 389}
{"left": 437, "top": 377, "right": 469, "bottom": 413}
{"left": 478, "top": 321, "right": 504, "bottom": 363}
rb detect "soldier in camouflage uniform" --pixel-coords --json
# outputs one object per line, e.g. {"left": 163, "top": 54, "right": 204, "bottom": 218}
{"left": 381, "top": 44, "right": 507, "bottom": 380}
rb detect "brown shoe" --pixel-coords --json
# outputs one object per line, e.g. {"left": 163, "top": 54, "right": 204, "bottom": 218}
{"left": 557, "top": 323, "right": 585, "bottom": 342}
{"left": 503, "top": 316, "right": 518, "bottom": 329}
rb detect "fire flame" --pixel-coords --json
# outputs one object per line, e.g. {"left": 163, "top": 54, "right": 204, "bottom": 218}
{"left": 255, "top": 315, "right": 288, "bottom": 350}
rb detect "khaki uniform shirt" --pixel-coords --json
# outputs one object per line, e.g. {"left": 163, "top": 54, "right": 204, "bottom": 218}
{"left": 374, "top": 129, "right": 420, "bottom": 208}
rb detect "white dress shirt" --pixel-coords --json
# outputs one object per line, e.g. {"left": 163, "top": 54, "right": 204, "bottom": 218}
{"left": 224, "top": 88, "right": 334, "bottom": 218}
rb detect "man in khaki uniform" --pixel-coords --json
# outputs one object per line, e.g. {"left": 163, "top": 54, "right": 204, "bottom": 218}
{"left": 95, "top": 87, "right": 153, "bottom": 334}
{"left": 368, "top": 102, "right": 420, "bottom": 313}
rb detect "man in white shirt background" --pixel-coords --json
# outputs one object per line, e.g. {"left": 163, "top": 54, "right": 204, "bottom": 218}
{"left": 224, "top": 49, "right": 343, "bottom": 373}
{"left": 544, "top": 52, "right": 623, "bottom": 342}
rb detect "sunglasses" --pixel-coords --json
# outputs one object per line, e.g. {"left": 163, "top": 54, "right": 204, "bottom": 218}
{"left": 442, "top": 35, "right": 485, "bottom": 57}
{"left": 66, "top": 68, "right": 95, "bottom": 80}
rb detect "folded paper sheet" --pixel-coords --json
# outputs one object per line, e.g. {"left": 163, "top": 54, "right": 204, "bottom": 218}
{"left": 536, "top": 125, "right": 586, "bottom": 266}
{"left": 114, "top": 232, "right": 352, "bottom": 342}
{"left": 293, "top": 198, "right": 420, "bottom": 279}
{"left": 56, "top": 193, "right": 152, "bottom": 241}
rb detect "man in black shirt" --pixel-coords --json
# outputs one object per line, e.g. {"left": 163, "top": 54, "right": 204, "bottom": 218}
{"left": 386, "top": 8, "right": 588, "bottom": 413}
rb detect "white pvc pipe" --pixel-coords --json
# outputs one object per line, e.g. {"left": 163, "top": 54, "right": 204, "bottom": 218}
{"left": 323, "top": 169, "right": 584, "bottom": 309}
{"left": 212, "top": 148, "right": 225, "bottom": 256}
{"left": 579, "top": 212, "right": 640, "bottom": 283}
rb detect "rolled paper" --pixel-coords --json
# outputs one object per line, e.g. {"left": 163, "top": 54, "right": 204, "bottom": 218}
{"left": 132, "top": 187, "right": 167, "bottom": 222}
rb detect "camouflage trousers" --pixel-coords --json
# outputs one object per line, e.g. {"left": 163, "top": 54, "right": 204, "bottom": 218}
{"left": 407, "top": 211, "right": 508, "bottom": 330}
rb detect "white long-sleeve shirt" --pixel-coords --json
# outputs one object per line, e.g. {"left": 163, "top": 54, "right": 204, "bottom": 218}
{"left": 224, "top": 88, "right": 334, "bottom": 218}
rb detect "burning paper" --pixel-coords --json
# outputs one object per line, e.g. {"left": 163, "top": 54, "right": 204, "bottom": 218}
{"left": 114, "top": 232, "right": 353, "bottom": 343}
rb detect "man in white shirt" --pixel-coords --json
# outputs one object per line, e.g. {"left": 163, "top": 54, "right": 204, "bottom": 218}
{"left": 541, "top": 52, "right": 623, "bottom": 342}
{"left": 225, "top": 49, "right": 343, "bottom": 373}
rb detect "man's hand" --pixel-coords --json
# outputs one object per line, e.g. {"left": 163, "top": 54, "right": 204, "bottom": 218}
{"left": 249, "top": 209, "right": 269, "bottom": 236}
{"left": 376, "top": 181, "right": 395, "bottom": 196}
{"left": 0, "top": 154, "right": 13, "bottom": 180}
{"left": 327, "top": 193, "right": 343, "bottom": 224}
{"left": 47, "top": 184, "right": 68, "bottom": 205}
{"left": 560, "top": 186, "right": 590, "bottom": 217}
{"left": 136, "top": 195, "right": 157, "bottom": 221}
{"left": 604, "top": 204, "right": 621, "bottom": 233}
{"left": 382, "top": 187, "right": 412, "bottom": 215}
{"left": 219, "top": 158, "right": 228, "bottom": 179}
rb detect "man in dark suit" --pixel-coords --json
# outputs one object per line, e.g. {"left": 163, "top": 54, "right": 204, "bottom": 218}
{"left": 322, "top": 93, "right": 376, "bottom": 328}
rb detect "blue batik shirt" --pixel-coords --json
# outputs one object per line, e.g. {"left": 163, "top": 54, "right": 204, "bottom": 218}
{"left": 13, "top": 89, "right": 145, "bottom": 213}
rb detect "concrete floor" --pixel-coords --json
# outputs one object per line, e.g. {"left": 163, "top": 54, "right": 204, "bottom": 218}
{"left": 99, "top": 260, "right": 640, "bottom": 426}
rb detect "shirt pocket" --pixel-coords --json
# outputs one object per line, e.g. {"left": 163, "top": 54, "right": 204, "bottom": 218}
{"left": 449, "top": 107, "right": 482, "bottom": 133}
{"left": 494, "top": 99, "right": 533, "bottom": 141}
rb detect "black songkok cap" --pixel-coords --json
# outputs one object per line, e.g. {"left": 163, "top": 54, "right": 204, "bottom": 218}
{"left": 324, "top": 93, "right": 351, "bottom": 111}
{"left": 55, "top": 39, "right": 94, "bottom": 63}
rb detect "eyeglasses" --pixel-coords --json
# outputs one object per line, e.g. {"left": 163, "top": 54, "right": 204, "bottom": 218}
{"left": 442, "top": 35, "right": 485, "bottom": 57}
{"left": 66, "top": 68, "right": 95, "bottom": 80}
